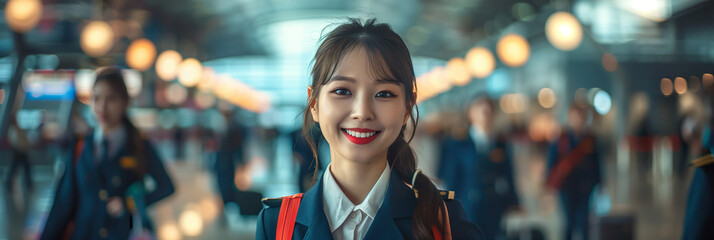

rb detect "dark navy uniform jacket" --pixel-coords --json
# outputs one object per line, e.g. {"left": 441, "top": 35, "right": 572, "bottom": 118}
{"left": 682, "top": 128, "right": 714, "bottom": 240}
{"left": 40, "top": 132, "right": 175, "bottom": 240}
{"left": 438, "top": 134, "right": 518, "bottom": 238}
{"left": 256, "top": 168, "right": 485, "bottom": 239}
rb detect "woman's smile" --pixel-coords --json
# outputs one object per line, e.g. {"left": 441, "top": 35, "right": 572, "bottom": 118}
{"left": 342, "top": 128, "right": 382, "bottom": 144}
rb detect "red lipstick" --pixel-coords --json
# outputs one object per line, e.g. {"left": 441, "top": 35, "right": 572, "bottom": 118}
{"left": 342, "top": 128, "right": 381, "bottom": 145}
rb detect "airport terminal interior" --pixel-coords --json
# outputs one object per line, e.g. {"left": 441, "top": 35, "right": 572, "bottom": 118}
{"left": 1, "top": 0, "right": 714, "bottom": 239}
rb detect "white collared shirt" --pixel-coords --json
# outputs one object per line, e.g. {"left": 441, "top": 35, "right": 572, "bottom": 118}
{"left": 93, "top": 124, "right": 127, "bottom": 162}
{"left": 322, "top": 163, "right": 391, "bottom": 240}
{"left": 470, "top": 126, "right": 492, "bottom": 153}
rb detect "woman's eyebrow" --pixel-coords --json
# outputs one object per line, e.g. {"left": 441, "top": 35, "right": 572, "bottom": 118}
{"left": 329, "top": 75, "right": 356, "bottom": 82}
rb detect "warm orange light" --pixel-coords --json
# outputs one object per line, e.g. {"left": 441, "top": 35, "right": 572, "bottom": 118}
{"left": 497, "top": 34, "right": 530, "bottom": 67}
{"left": 602, "top": 53, "right": 618, "bottom": 72}
{"left": 179, "top": 210, "right": 203, "bottom": 236}
{"left": 500, "top": 93, "right": 527, "bottom": 114}
{"left": 156, "top": 50, "right": 182, "bottom": 81}
{"left": 661, "top": 78, "right": 673, "bottom": 96}
{"left": 158, "top": 224, "right": 181, "bottom": 240}
{"left": 197, "top": 67, "right": 216, "bottom": 91}
{"left": 674, "top": 77, "right": 687, "bottom": 94}
{"left": 545, "top": 12, "right": 583, "bottom": 51}
{"left": 0, "top": 89, "right": 5, "bottom": 104}
{"left": 465, "top": 47, "right": 495, "bottom": 79}
{"left": 5, "top": 0, "right": 42, "bottom": 33}
{"left": 125, "top": 38, "right": 157, "bottom": 71}
{"left": 81, "top": 21, "right": 114, "bottom": 57}
{"left": 538, "top": 88, "right": 556, "bottom": 108}
{"left": 177, "top": 58, "right": 202, "bottom": 87}
{"left": 447, "top": 58, "right": 471, "bottom": 86}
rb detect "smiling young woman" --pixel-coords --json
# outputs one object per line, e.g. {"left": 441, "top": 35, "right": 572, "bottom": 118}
{"left": 255, "top": 18, "right": 484, "bottom": 240}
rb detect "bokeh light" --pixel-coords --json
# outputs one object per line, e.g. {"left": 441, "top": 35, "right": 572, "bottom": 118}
{"left": 177, "top": 58, "right": 202, "bottom": 87}
{"left": 602, "top": 53, "right": 618, "bottom": 72}
{"left": 465, "top": 47, "right": 495, "bottom": 79}
{"left": 179, "top": 209, "right": 203, "bottom": 237}
{"left": 446, "top": 58, "right": 471, "bottom": 86}
{"left": 194, "top": 90, "right": 216, "bottom": 110}
{"left": 546, "top": 12, "right": 583, "bottom": 51}
{"left": 593, "top": 90, "right": 612, "bottom": 115}
{"left": 574, "top": 88, "right": 588, "bottom": 108}
{"left": 126, "top": 38, "right": 157, "bottom": 71}
{"left": 74, "top": 69, "right": 96, "bottom": 104}
{"left": 500, "top": 93, "right": 527, "bottom": 114}
{"left": 158, "top": 223, "right": 182, "bottom": 240}
{"left": 166, "top": 82, "right": 188, "bottom": 105}
{"left": 0, "top": 89, "right": 5, "bottom": 104}
{"left": 197, "top": 67, "right": 216, "bottom": 91}
{"left": 81, "top": 21, "right": 114, "bottom": 57}
{"left": 156, "top": 50, "right": 183, "bottom": 81}
{"left": 538, "top": 88, "right": 556, "bottom": 108}
{"left": 5, "top": 0, "right": 42, "bottom": 33}
{"left": 661, "top": 78, "right": 673, "bottom": 96}
{"left": 121, "top": 69, "right": 143, "bottom": 98}
{"left": 497, "top": 34, "right": 530, "bottom": 67}
{"left": 674, "top": 76, "right": 687, "bottom": 94}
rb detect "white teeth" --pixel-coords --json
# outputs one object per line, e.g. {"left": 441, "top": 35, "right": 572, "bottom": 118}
{"left": 345, "top": 129, "right": 377, "bottom": 138}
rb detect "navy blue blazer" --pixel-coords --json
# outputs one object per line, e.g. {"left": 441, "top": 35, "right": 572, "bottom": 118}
{"left": 256, "top": 168, "right": 485, "bottom": 239}
{"left": 438, "top": 135, "right": 519, "bottom": 220}
{"left": 682, "top": 132, "right": 714, "bottom": 240}
{"left": 40, "top": 132, "right": 175, "bottom": 240}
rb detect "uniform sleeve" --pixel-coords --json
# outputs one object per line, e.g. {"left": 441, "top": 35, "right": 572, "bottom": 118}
{"left": 446, "top": 199, "right": 486, "bottom": 240}
{"left": 682, "top": 168, "right": 713, "bottom": 240}
{"left": 144, "top": 142, "right": 175, "bottom": 206}
{"left": 546, "top": 140, "right": 559, "bottom": 176}
{"left": 40, "top": 148, "right": 78, "bottom": 240}
{"left": 505, "top": 143, "right": 520, "bottom": 207}
{"left": 255, "top": 206, "right": 279, "bottom": 240}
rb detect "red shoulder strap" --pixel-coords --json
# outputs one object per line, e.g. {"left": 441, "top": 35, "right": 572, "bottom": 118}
{"left": 276, "top": 193, "right": 303, "bottom": 240}
{"left": 73, "top": 138, "right": 85, "bottom": 164}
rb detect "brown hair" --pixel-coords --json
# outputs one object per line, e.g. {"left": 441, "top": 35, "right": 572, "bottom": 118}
{"left": 301, "top": 18, "right": 446, "bottom": 239}
{"left": 93, "top": 67, "right": 146, "bottom": 176}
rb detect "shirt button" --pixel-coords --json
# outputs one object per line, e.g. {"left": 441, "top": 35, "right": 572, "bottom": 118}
{"left": 98, "top": 189, "right": 108, "bottom": 201}
{"left": 99, "top": 227, "right": 108, "bottom": 238}
{"left": 350, "top": 212, "right": 356, "bottom": 218}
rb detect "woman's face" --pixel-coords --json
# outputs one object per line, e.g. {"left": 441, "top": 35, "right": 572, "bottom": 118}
{"left": 91, "top": 81, "right": 128, "bottom": 130}
{"left": 310, "top": 47, "right": 409, "bottom": 164}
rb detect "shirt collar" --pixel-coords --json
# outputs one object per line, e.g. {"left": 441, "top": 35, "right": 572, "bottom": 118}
{"left": 322, "top": 162, "right": 391, "bottom": 232}
{"left": 94, "top": 124, "right": 127, "bottom": 153}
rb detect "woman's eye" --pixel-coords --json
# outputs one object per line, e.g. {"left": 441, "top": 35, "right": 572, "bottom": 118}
{"left": 376, "top": 91, "right": 396, "bottom": 98}
{"left": 332, "top": 88, "right": 351, "bottom": 95}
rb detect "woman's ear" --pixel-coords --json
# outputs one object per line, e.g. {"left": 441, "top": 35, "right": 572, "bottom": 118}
{"left": 308, "top": 86, "right": 319, "bottom": 122}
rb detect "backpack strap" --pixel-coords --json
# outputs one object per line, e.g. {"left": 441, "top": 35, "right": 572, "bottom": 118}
{"left": 276, "top": 193, "right": 303, "bottom": 240}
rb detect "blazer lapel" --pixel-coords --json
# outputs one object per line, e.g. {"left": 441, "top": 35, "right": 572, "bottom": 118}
{"left": 296, "top": 174, "right": 333, "bottom": 240}
{"left": 363, "top": 170, "right": 417, "bottom": 240}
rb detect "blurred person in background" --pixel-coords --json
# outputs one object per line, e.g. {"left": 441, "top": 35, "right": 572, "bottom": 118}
{"left": 256, "top": 18, "right": 483, "bottom": 239}
{"left": 440, "top": 95, "right": 519, "bottom": 240}
{"left": 546, "top": 104, "right": 602, "bottom": 240}
{"left": 682, "top": 117, "right": 714, "bottom": 240}
{"left": 4, "top": 110, "right": 34, "bottom": 191}
{"left": 40, "top": 67, "right": 175, "bottom": 240}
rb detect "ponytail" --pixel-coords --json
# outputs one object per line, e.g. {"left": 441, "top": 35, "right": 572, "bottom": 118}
{"left": 388, "top": 115, "right": 448, "bottom": 239}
